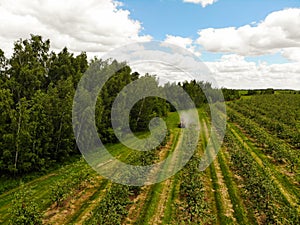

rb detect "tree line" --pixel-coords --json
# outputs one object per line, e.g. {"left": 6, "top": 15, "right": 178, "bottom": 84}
{"left": 0, "top": 35, "right": 235, "bottom": 176}
{"left": 0, "top": 35, "right": 89, "bottom": 175}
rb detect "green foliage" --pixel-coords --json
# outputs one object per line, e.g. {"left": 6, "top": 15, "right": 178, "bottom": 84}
{"left": 50, "top": 159, "right": 91, "bottom": 207}
{"left": 0, "top": 35, "right": 88, "bottom": 175}
{"left": 179, "top": 80, "right": 207, "bottom": 107}
{"left": 177, "top": 155, "right": 211, "bottom": 223}
{"left": 223, "top": 128, "right": 300, "bottom": 224}
{"left": 221, "top": 88, "right": 241, "bottom": 101}
{"left": 227, "top": 105, "right": 300, "bottom": 174}
{"left": 0, "top": 35, "right": 217, "bottom": 176}
{"left": 9, "top": 185, "right": 42, "bottom": 225}
{"left": 84, "top": 184, "right": 131, "bottom": 225}
{"left": 246, "top": 88, "right": 275, "bottom": 95}
{"left": 174, "top": 126, "right": 213, "bottom": 224}
{"left": 228, "top": 94, "right": 300, "bottom": 149}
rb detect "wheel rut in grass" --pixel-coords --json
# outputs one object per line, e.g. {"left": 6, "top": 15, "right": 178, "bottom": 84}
{"left": 213, "top": 157, "right": 236, "bottom": 222}
{"left": 130, "top": 128, "right": 184, "bottom": 224}
{"left": 201, "top": 118, "right": 236, "bottom": 224}
{"left": 70, "top": 182, "right": 111, "bottom": 225}
{"left": 0, "top": 161, "right": 87, "bottom": 223}
{"left": 124, "top": 133, "right": 176, "bottom": 224}
{"left": 41, "top": 174, "right": 110, "bottom": 225}
{"left": 149, "top": 130, "right": 184, "bottom": 225}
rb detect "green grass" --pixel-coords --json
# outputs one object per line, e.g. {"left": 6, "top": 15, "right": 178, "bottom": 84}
{"left": 4, "top": 106, "right": 298, "bottom": 224}
{"left": 131, "top": 112, "right": 182, "bottom": 224}
{"left": 134, "top": 129, "right": 181, "bottom": 224}
{"left": 0, "top": 111, "right": 181, "bottom": 225}
{"left": 66, "top": 179, "right": 109, "bottom": 224}
{"left": 0, "top": 155, "right": 81, "bottom": 196}
{"left": 238, "top": 90, "right": 249, "bottom": 96}
{"left": 161, "top": 172, "right": 180, "bottom": 224}
{"left": 0, "top": 132, "right": 154, "bottom": 224}
{"left": 203, "top": 106, "right": 251, "bottom": 224}
{"left": 217, "top": 150, "right": 251, "bottom": 225}
{"left": 0, "top": 159, "right": 92, "bottom": 224}
{"left": 200, "top": 114, "right": 236, "bottom": 225}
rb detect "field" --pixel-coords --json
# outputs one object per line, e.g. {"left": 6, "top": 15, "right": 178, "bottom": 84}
{"left": 1, "top": 93, "right": 300, "bottom": 224}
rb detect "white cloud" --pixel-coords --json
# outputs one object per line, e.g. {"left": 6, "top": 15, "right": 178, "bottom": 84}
{"left": 183, "top": 0, "right": 217, "bottom": 8}
{"left": 164, "top": 35, "right": 193, "bottom": 50}
{"left": 1, "top": 1, "right": 298, "bottom": 89}
{"left": 163, "top": 35, "right": 201, "bottom": 56}
{"left": 0, "top": 0, "right": 151, "bottom": 57}
{"left": 196, "top": 8, "right": 300, "bottom": 59}
{"left": 103, "top": 42, "right": 216, "bottom": 86}
{"left": 206, "top": 54, "right": 300, "bottom": 89}
{"left": 194, "top": 8, "right": 300, "bottom": 89}
{"left": 281, "top": 48, "right": 300, "bottom": 62}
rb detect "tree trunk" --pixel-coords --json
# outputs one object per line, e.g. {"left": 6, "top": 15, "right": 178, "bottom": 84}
{"left": 55, "top": 117, "right": 63, "bottom": 155}
{"left": 14, "top": 100, "right": 22, "bottom": 173}
{"left": 136, "top": 98, "right": 145, "bottom": 129}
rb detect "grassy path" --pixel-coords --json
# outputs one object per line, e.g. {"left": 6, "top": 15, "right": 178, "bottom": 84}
{"left": 148, "top": 129, "right": 184, "bottom": 225}
{"left": 132, "top": 128, "right": 182, "bottom": 225}
{"left": 217, "top": 149, "right": 252, "bottom": 225}
{"left": 0, "top": 160, "right": 88, "bottom": 224}
{"left": 4, "top": 106, "right": 299, "bottom": 224}
{"left": 44, "top": 137, "right": 148, "bottom": 225}
{"left": 0, "top": 133, "right": 150, "bottom": 224}
{"left": 68, "top": 181, "right": 111, "bottom": 225}
{"left": 121, "top": 112, "right": 182, "bottom": 225}
{"left": 123, "top": 132, "right": 178, "bottom": 224}
{"left": 201, "top": 109, "right": 254, "bottom": 225}
{"left": 200, "top": 117, "right": 236, "bottom": 224}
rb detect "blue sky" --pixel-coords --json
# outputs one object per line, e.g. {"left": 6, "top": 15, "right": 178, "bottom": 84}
{"left": 117, "top": 0, "right": 300, "bottom": 89}
{"left": 120, "top": 0, "right": 299, "bottom": 63}
{"left": 0, "top": 0, "right": 299, "bottom": 89}
{"left": 121, "top": 0, "right": 299, "bottom": 40}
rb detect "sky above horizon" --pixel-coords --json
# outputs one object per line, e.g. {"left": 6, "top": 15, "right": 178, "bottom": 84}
{"left": 0, "top": 0, "right": 299, "bottom": 89}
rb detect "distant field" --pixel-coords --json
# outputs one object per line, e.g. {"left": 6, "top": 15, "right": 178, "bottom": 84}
{"left": 1, "top": 93, "right": 299, "bottom": 224}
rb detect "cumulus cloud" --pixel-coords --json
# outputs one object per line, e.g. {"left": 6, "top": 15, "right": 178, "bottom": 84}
{"left": 163, "top": 35, "right": 201, "bottom": 56}
{"left": 281, "top": 47, "right": 300, "bottom": 62}
{"left": 206, "top": 54, "right": 300, "bottom": 89}
{"left": 0, "top": 0, "right": 151, "bottom": 56}
{"left": 183, "top": 0, "right": 218, "bottom": 8}
{"left": 104, "top": 42, "right": 213, "bottom": 86}
{"left": 0, "top": 1, "right": 298, "bottom": 89}
{"left": 164, "top": 35, "right": 193, "bottom": 49}
{"left": 194, "top": 8, "right": 300, "bottom": 89}
{"left": 196, "top": 8, "right": 300, "bottom": 58}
